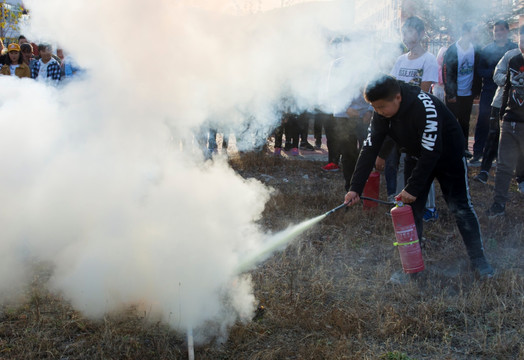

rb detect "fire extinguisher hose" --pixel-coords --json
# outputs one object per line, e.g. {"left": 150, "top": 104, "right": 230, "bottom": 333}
{"left": 360, "top": 196, "right": 402, "bottom": 206}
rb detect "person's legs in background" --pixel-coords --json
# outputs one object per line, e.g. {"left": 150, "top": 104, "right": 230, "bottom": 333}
{"left": 322, "top": 115, "right": 340, "bottom": 171}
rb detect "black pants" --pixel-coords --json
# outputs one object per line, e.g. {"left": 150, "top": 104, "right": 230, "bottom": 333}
{"left": 404, "top": 156, "right": 486, "bottom": 261}
{"left": 324, "top": 115, "right": 339, "bottom": 164}
{"left": 327, "top": 117, "right": 361, "bottom": 191}
{"left": 446, "top": 95, "right": 474, "bottom": 151}
{"left": 298, "top": 112, "right": 312, "bottom": 144}
{"left": 274, "top": 113, "right": 300, "bottom": 149}
{"left": 314, "top": 112, "right": 330, "bottom": 144}
{"left": 479, "top": 107, "right": 501, "bottom": 173}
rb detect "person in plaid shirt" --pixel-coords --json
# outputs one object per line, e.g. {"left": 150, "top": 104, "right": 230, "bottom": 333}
{"left": 30, "top": 43, "right": 61, "bottom": 85}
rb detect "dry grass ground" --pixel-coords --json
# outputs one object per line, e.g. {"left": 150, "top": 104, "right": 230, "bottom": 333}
{"left": 1, "top": 151, "right": 523, "bottom": 360}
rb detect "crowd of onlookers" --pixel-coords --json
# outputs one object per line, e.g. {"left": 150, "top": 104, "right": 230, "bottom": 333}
{"left": 265, "top": 17, "right": 524, "bottom": 222}
{"left": 2, "top": 17, "right": 523, "bottom": 224}
{"left": 0, "top": 35, "right": 81, "bottom": 84}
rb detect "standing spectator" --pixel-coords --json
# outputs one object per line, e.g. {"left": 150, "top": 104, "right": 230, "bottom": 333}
{"left": 469, "top": 20, "right": 517, "bottom": 166}
{"left": 486, "top": 25, "right": 524, "bottom": 217}
{"left": 18, "top": 35, "right": 29, "bottom": 44}
{"left": 391, "top": 17, "right": 438, "bottom": 91}
{"left": 387, "top": 16, "right": 439, "bottom": 220}
{"left": 0, "top": 39, "right": 7, "bottom": 65}
{"left": 30, "top": 43, "right": 61, "bottom": 85}
{"left": 313, "top": 110, "right": 330, "bottom": 149}
{"left": 443, "top": 22, "right": 482, "bottom": 158}
{"left": 432, "top": 45, "right": 449, "bottom": 102}
{"left": 474, "top": 47, "right": 523, "bottom": 185}
{"left": 323, "top": 55, "right": 372, "bottom": 181}
{"left": 0, "top": 43, "right": 31, "bottom": 78}
{"left": 20, "top": 43, "right": 35, "bottom": 67}
{"left": 60, "top": 50, "right": 82, "bottom": 80}
{"left": 298, "top": 112, "right": 315, "bottom": 151}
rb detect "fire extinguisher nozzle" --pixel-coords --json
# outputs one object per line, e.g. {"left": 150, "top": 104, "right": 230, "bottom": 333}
{"left": 324, "top": 203, "right": 347, "bottom": 216}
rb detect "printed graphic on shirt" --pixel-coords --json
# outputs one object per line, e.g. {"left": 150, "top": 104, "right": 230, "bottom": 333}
{"left": 509, "top": 66, "right": 524, "bottom": 107}
{"left": 458, "top": 59, "right": 473, "bottom": 76}
{"left": 397, "top": 68, "right": 423, "bottom": 86}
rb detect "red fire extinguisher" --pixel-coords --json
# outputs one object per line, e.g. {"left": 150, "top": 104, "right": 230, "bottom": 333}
{"left": 390, "top": 202, "right": 425, "bottom": 273}
{"left": 362, "top": 171, "right": 380, "bottom": 210}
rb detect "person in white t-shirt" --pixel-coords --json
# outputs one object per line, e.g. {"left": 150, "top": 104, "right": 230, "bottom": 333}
{"left": 382, "top": 16, "right": 440, "bottom": 221}
{"left": 443, "top": 22, "right": 482, "bottom": 158}
{"left": 30, "top": 43, "right": 61, "bottom": 85}
{"left": 391, "top": 17, "right": 438, "bottom": 92}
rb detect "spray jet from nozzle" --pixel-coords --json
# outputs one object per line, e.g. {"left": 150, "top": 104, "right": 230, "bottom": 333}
{"left": 236, "top": 196, "right": 403, "bottom": 274}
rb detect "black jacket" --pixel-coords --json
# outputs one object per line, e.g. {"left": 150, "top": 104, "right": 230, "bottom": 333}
{"left": 501, "top": 53, "right": 524, "bottom": 123}
{"left": 477, "top": 41, "right": 518, "bottom": 94}
{"left": 349, "top": 82, "right": 465, "bottom": 198}
{"left": 443, "top": 42, "right": 482, "bottom": 99}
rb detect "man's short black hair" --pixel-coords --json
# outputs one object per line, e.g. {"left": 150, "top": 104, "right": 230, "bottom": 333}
{"left": 364, "top": 75, "right": 401, "bottom": 102}
{"left": 18, "top": 35, "right": 27, "bottom": 42}
{"left": 402, "top": 16, "right": 425, "bottom": 34}
{"left": 462, "top": 21, "right": 476, "bottom": 35}
{"left": 38, "top": 43, "right": 52, "bottom": 52}
{"left": 493, "top": 20, "right": 509, "bottom": 30}
{"left": 20, "top": 42, "right": 32, "bottom": 53}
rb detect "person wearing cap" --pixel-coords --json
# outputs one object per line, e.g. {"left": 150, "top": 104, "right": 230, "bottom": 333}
{"left": 0, "top": 43, "right": 31, "bottom": 78}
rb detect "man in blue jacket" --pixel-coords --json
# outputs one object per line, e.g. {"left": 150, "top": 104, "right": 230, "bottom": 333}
{"left": 470, "top": 20, "right": 517, "bottom": 165}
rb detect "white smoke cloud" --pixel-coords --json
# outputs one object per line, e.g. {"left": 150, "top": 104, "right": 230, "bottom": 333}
{"left": 0, "top": 0, "right": 396, "bottom": 340}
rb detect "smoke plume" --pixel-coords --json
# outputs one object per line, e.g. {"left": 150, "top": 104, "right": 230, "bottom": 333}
{"left": 0, "top": 0, "right": 397, "bottom": 340}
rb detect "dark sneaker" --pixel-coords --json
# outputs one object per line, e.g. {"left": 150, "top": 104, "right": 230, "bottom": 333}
{"left": 299, "top": 142, "right": 315, "bottom": 151}
{"left": 474, "top": 171, "right": 488, "bottom": 184}
{"left": 315, "top": 140, "right": 322, "bottom": 149}
{"left": 471, "top": 257, "right": 495, "bottom": 279}
{"left": 423, "top": 208, "right": 438, "bottom": 222}
{"left": 284, "top": 142, "right": 293, "bottom": 151}
{"left": 468, "top": 156, "right": 481, "bottom": 167}
{"left": 486, "top": 202, "right": 505, "bottom": 218}
{"left": 290, "top": 147, "right": 299, "bottom": 156}
{"left": 464, "top": 150, "right": 473, "bottom": 159}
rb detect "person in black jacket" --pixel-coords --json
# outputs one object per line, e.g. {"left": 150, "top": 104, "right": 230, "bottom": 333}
{"left": 443, "top": 22, "right": 482, "bottom": 158}
{"left": 469, "top": 20, "right": 517, "bottom": 165}
{"left": 344, "top": 75, "right": 494, "bottom": 279}
{"left": 486, "top": 26, "right": 524, "bottom": 217}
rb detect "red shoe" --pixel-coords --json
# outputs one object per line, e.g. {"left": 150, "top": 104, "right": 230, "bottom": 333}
{"left": 291, "top": 147, "right": 299, "bottom": 156}
{"left": 322, "top": 162, "right": 340, "bottom": 172}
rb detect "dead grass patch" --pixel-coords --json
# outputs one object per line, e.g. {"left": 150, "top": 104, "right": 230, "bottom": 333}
{"left": 1, "top": 153, "right": 523, "bottom": 359}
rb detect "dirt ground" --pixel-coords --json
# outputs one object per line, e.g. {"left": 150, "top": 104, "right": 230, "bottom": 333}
{"left": 0, "top": 138, "right": 523, "bottom": 360}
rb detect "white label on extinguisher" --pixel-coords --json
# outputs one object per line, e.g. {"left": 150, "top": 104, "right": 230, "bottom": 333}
{"left": 396, "top": 225, "right": 418, "bottom": 242}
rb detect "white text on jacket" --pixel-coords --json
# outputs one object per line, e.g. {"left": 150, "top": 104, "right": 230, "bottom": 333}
{"left": 418, "top": 92, "right": 438, "bottom": 151}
